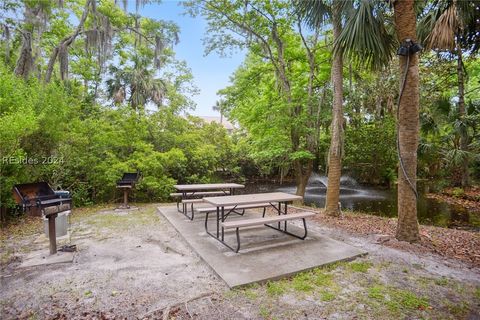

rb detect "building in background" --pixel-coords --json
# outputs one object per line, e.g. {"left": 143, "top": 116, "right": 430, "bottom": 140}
{"left": 198, "top": 116, "right": 235, "bottom": 134}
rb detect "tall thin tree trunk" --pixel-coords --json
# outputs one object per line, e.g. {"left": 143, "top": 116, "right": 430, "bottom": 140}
{"left": 456, "top": 41, "right": 469, "bottom": 187}
{"left": 325, "top": 1, "right": 343, "bottom": 217}
{"left": 394, "top": 0, "right": 420, "bottom": 242}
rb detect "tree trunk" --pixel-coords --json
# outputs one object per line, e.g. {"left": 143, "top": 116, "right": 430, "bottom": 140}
{"left": 394, "top": 0, "right": 420, "bottom": 242}
{"left": 294, "top": 159, "right": 313, "bottom": 202}
{"left": 325, "top": 1, "right": 343, "bottom": 217}
{"left": 45, "top": 0, "right": 91, "bottom": 83}
{"left": 456, "top": 42, "right": 469, "bottom": 187}
{"left": 14, "top": 31, "right": 33, "bottom": 79}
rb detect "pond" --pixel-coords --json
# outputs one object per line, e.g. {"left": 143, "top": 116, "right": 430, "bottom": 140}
{"left": 245, "top": 173, "right": 480, "bottom": 231}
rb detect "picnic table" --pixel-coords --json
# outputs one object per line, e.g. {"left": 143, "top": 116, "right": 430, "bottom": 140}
{"left": 173, "top": 183, "right": 245, "bottom": 220}
{"left": 203, "top": 192, "right": 315, "bottom": 252}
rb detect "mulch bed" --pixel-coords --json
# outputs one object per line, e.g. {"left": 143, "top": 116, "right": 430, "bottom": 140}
{"left": 305, "top": 209, "right": 480, "bottom": 269}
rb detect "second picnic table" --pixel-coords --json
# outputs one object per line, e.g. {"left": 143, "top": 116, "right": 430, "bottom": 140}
{"left": 173, "top": 183, "right": 245, "bottom": 219}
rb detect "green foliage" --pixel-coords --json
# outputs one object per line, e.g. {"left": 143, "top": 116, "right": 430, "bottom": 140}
{"left": 452, "top": 187, "right": 465, "bottom": 198}
{"left": 344, "top": 117, "right": 397, "bottom": 185}
{"left": 0, "top": 63, "right": 237, "bottom": 213}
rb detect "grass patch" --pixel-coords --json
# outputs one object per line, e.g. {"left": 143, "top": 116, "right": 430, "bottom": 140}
{"left": 321, "top": 261, "right": 347, "bottom": 272}
{"left": 348, "top": 261, "right": 373, "bottom": 273}
{"left": 367, "top": 285, "right": 429, "bottom": 312}
{"left": 475, "top": 287, "right": 480, "bottom": 299}
{"left": 375, "top": 261, "right": 392, "bottom": 270}
{"left": 258, "top": 305, "right": 272, "bottom": 319}
{"left": 320, "top": 291, "right": 335, "bottom": 301}
{"left": 314, "top": 272, "right": 334, "bottom": 287}
{"left": 444, "top": 300, "right": 470, "bottom": 318}
{"left": 394, "top": 289, "right": 429, "bottom": 310}
{"left": 241, "top": 283, "right": 260, "bottom": 300}
{"left": 292, "top": 273, "right": 314, "bottom": 292}
{"left": 368, "top": 286, "right": 384, "bottom": 300}
{"left": 0, "top": 248, "right": 15, "bottom": 266}
{"left": 266, "top": 281, "right": 286, "bottom": 297}
{"left": 434, "top": 277, "right": 449, "bottom": 286}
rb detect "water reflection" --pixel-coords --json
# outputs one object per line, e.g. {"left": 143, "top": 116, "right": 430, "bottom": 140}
{"left": 245, "top": 173, "right": 479, "bottom": 231}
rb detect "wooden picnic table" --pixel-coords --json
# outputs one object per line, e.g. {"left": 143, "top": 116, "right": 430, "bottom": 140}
{"left": 174, "top": 183, "right": 245, "bottom": 192}
{"left": 173, "top": 183, "right": 245, "bottom": 219}
{"left": 203, "top": 192, "right": 306, "bottom": 252}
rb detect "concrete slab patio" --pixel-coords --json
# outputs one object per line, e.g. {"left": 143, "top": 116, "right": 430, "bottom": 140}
{"left": 158, "top": 205, "right": 367, "bottom": 288}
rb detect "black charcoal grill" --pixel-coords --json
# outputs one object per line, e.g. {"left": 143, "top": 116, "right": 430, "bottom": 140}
{"left": 12, "top": 182, "right": 72, "bottom": 254}
{"left": 116, "top": 172, "right": 140, "bottom": 209}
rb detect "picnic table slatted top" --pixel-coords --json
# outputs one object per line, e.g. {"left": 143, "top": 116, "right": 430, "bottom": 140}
{"left": 174, "top": 183, "right": 245, "bottom": 191}
{"left": 203, "top": 192, "right": 302, "bottom": 206}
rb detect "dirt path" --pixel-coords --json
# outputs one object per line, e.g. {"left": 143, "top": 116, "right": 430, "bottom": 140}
{"left": 1, "top": 204, "right": 479, "bottom": 319}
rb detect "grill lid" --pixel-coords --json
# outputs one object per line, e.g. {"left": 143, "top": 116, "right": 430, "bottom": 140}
{"left": 12, "top": 182, "right": 72, "bottom": 216}
{"left": 117, "top": 172, "right": 141, "bottom": 186}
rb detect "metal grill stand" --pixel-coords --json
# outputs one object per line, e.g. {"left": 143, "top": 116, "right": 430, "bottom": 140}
{"left": 47, "top": 213, "right": 58, "bottom": 254}
{"left": 12, "top": 182, "right": 72, "bottom": 256}
{"left": 117, "top": 185, "right": 132, "bottom": 209}
{"left": 116, "top": 172, "right": 140, "bottom": 209}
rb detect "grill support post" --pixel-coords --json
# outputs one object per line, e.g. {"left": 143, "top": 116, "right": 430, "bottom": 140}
{"left": 117, "top": 186, "right": 132, "bottom": 209}
{"left": 47, "top": 213, "right": 58, "bottom": 255}
{"left": 123, "top": 188, "right": 129, "bottom": 208}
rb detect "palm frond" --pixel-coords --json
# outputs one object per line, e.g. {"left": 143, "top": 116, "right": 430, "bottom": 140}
{"left": 442, "top": 148, "right": 474, "bottom": 166}
{"left": 334, "top": 0, "right": 395, "bottom": 70}
{"left": 293, "top": 0, "right": 331, "bottom": 29}
{"left": 425, "top": 2, "right": 458, "bottom": 50}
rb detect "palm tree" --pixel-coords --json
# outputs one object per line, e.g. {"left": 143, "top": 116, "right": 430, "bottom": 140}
{"left": 299, "top": 0, "right": 421, "bottom": 242}
{"left": 296, "top": 0, "right": 344, "bottom": 216}
{"left": 106, "top": 56, "right": 166, "bottom": 111}
{"left": 213, "top": 99, "right": 225, "bottom": 124}
{"left": 418, "top": 0, "right": 480, "bottom": 187}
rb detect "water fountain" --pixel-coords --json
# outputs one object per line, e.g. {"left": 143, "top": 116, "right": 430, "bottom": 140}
{"left": 245, "top": 173, "right": 479, "bottom": 230}
{"left": 277, "top": 173, "right": 388, "bottom": 209}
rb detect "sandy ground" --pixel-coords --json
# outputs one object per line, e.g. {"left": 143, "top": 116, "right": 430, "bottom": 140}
{"left": 1, "top": 204, "right": 479, "bottom": 319}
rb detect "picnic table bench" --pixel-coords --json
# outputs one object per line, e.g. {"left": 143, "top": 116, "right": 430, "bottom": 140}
{"left": 173, "top": 183, "right": 245, "bottom": 220}
{"left": 203, "top": 192, "right": 315, "bottom": 252}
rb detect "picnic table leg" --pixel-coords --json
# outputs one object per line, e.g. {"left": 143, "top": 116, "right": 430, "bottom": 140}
{"left": 221, "top": 206, "right": 225, "bottom": 241}
{"left": 277, "top": 202, "right": 281, "bottom": 229}
{"left": 216, "top": 206, "right": 220, "bottom": 238}
{"left": 235, "top": 227, "right": 240, "bottom": 253}
{"left": 182, "top": 192, "right": 187, "bottom": 214}
{"left": 284, "top": 202, "right": 288, "bottom": 231}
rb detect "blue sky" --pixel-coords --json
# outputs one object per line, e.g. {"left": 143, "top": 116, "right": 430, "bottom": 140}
{"left": 134, "top": 1, "right": 246, "bottom": 116}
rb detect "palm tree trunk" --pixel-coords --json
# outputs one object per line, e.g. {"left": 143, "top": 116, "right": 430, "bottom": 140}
{"left": 394, "top": 0, "right": 420, "bottom": 242}
{"left": 325, "top": 1, "right": 343, "bottom": 217}
{"left": 456, "top": 41, "right": 469, "bottom": 187}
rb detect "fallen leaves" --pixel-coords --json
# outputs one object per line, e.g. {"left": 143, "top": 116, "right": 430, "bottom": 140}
{"left": 308, "top": 209, "right": 480, "bottom": 268}
{"left": 426, "top": 186, "right": 480, "bottom": 214}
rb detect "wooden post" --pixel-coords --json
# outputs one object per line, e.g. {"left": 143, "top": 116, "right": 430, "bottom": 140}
{"left": 47, "top": 213, "right": 58, "bottom": 255}
{"left": 123, "top": 188, "right": 129, "bottom": 208}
